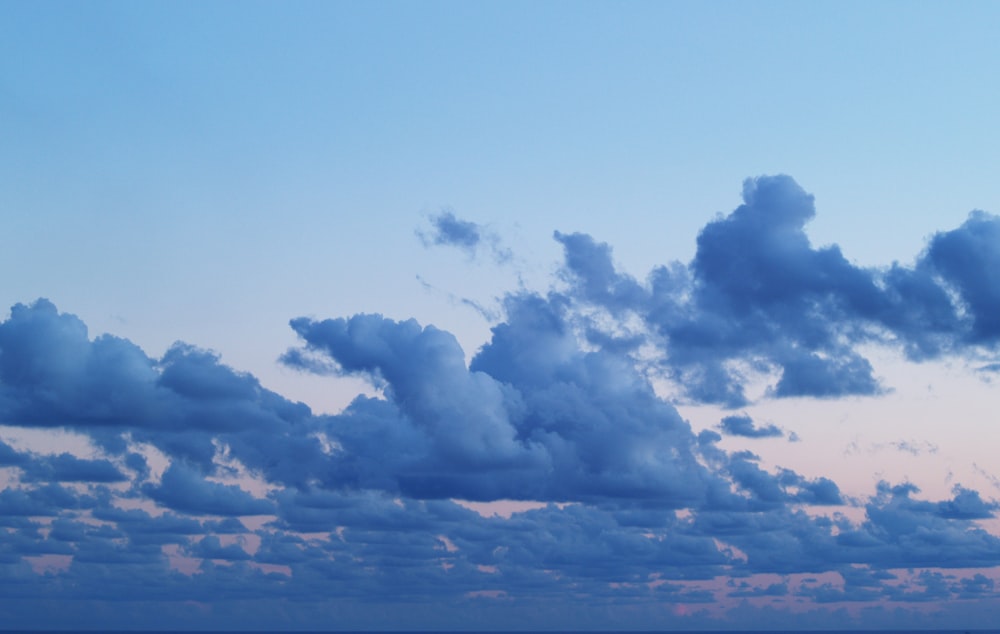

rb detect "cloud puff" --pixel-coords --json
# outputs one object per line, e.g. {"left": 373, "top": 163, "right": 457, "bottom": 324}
{"left": 20, "top": 452, "right": 127, "bottom": 483}
{"left": 142, "top": 462, "right": 274, "bottom": 516}
{"left": 417, "top": 210, "right": 511, "bottom": 263}
{"left": 719, "top": 414, "right": 784, "bottom": 439}
{"left": 554, "top": 175, "right": 1000, "bottom": 407}
{"left": 423, "top": 211, "right": 482, "bottom": 250}
{"left": 284, "top": 296, "right": 726, "bottom": 507}
{"left": 923, "top": 210, "right": 1000, "bottom": 342}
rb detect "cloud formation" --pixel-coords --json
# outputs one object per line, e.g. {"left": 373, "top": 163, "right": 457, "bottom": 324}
{"left": 2, "top": 176, "right": 1000, "bottom": 629}
{"left": 417, "top": 210, "right": 511, "bottom": 263}
{"left": 555, "top": 175, "right": 1000, "bottom": 407}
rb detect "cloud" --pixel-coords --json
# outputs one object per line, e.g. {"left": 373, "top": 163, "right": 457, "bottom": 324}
{"left": 187, "top": 535, "right": 252, "bottom": 561}
{"left": 936, "top": 485, "right": 997, "bottom": 520}
{"left": 143, "top": 462, "right": 274, "bottom": 516}
{"left": 727, "top": 580, "right": 789, "bottom": 598}
{"left": 417, "top": 210, "right": 511, "bottom": 263}
{"left": 283, "top": 297, "right": 726, "bottom": 507}
{"left": 0, "top": 439, "right": 26, "bottom": 466}
{"left": 719, "top": 414, "right": 784, "bottom": 439}
{"left": 421, "top": 211, "right": 482, "bottom": 250}
{"left": 923, "top": 210, "right": 1000, "bottom": 343}
{"left": 3, "top": 174, "right": 1000, "bottom": 627}
{"left": 20, "top": 452, "right": 127, "bottom": 483}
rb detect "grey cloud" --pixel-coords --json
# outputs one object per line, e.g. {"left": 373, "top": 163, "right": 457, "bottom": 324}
{"left": 188, "top": 535, "right": 252, "bottom": 561}
{"left": 719, "top": 414, "right": 783, "bottom": 438}
{"left": 285, "top": 296, "right": 725, "bottom": 508}
{"left": 423, "top": 211, "right": 481, "bottom": 250}
{"left": 418, "top": 210, "right": 511, "bottom": 263}
{"left": 924, "top": 210, "right": 1000, "bottom": 343}
{"left": 727, "top": 580, "right": 788, "bottom": 598}
{"left": 553, "top": 175, "right": 1000, "bottom": 407}
{"left": 20, "top": 452, "right": 126, "bottom": 483}
{"left": 143, "top": 462, "right": 274, "bottom": 516}
{"left": 3, "top": 170, "right": 1000, "bottom": 627}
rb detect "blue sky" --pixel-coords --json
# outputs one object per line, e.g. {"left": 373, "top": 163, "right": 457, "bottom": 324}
{"left": 3, "top": 1, "right": 1000, "bottom": 630}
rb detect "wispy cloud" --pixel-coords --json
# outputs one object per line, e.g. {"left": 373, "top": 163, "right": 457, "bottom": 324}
{"left": 718, "top": 414, "right": 784, "bottom": 439}
{"left": 554, "top": 175, "right": 1000, "bottom": 407}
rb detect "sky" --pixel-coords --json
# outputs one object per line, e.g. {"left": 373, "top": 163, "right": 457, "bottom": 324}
{"left": 3, "top": 0, "right": 1000, "bottom": 630}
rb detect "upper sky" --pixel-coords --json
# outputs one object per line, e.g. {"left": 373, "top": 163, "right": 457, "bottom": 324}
{"left": 3, "top": 1, "right": 1000, "bottom": 630}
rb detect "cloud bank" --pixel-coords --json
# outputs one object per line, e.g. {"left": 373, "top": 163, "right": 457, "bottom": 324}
{"left": 2, "top": 176, "right": 1000, "bottom": 629}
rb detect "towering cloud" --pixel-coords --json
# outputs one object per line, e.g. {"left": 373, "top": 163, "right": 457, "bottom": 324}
{"left": 418, "top": 210, "right": 511, "bottom": 263}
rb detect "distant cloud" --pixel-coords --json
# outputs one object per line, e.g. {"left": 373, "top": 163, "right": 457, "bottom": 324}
{"left": 727, "top": 580, "right": 788, "bottom": 598}
{"left": 422, "top": 210, "right": 482, "bottom": 250}
{"left": 554, "top": 175, "right": 1000, "bottom": 407}
{"left": 857, "top": 439, "right": 939, "bottom": 456}
{"left": 417, "top": 210, "right": 511, "bottom": 263}
{"left": 719, "top": 414, "right": 784, "bottom": 439}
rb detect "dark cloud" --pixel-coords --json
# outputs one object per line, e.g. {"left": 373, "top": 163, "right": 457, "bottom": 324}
{"left": 719, "top": 414, "right": 783, "bottom": 439}
{"left": 958, "top": 573, "right": 995, "bottom": 598}
{"left": 727, "top": 580, "right": 788, "bottom": 598}
{"left": 553, "top": 231, "right": 647, "bottom": 312}
{"left": 283, "top": 295, "right": 730, "bottom": 507}
{"left": 20, "top": 452, "right": 126, "bottom": 483}
{"left": 0, "top": 484, "right": 92, "bottom": 517}
{"left": 935, "top": 485, "right": 997, "bottom": 520}
{"left": 417, "top": 210, "right": 511, "bottom": 263}
{"left": 423, "top": 210, "right": 481, "bottom": 250}
{"left": 923, "top": 211, "right": 1000, "bottom": 342}
{"left": 188, "top": 535, "right": 252, "bottom": 561}
{"left": 553, "top": 175, "right": 1000, "bottom": 407}
{"left": 91, "top": 506, "right": 205, "bottom": 545}
{"left": 0, "top": 439, "right": 26, "bottom": 465}
{"left": 3, "top": 174, "right": 1000, "bottom": 627}
{"left": 835, "top": 482, "right": 1000, "bottom": 569}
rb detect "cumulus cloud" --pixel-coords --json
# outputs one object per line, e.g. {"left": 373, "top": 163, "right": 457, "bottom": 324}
{"left": 923, "top": 211, "right": 1000, "bottom": 343}
{"left": 142, "top": 462, "right": 274, "bottom": 516}
{"left": 421, "top": 210, "right": 482, "bottom": 250}
{"left": 554, "top": 175, "right": 1000, "bottom": 407}
{"left": 418, "top": 210, "right": 511, "bottom": 263}
{"left": 3, "top": 175, "right": 1000, "bottom": 628}
{"left": 284, "top": 296, "right": 724, "bottom": 507}
{"left": 20, "top": 452, "right": 127, "bottom": 483}
{"left": 719, "top": 414, "right": 784, "bottom": 439}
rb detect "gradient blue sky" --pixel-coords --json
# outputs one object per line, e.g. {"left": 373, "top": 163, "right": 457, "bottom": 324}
{"left": 3, "top": 1, "right": 1000, "bottom": 630}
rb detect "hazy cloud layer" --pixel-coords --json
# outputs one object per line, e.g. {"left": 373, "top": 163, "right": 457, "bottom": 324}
{"left": 2, "top": 176, "right": 1000, "bottom": 629}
